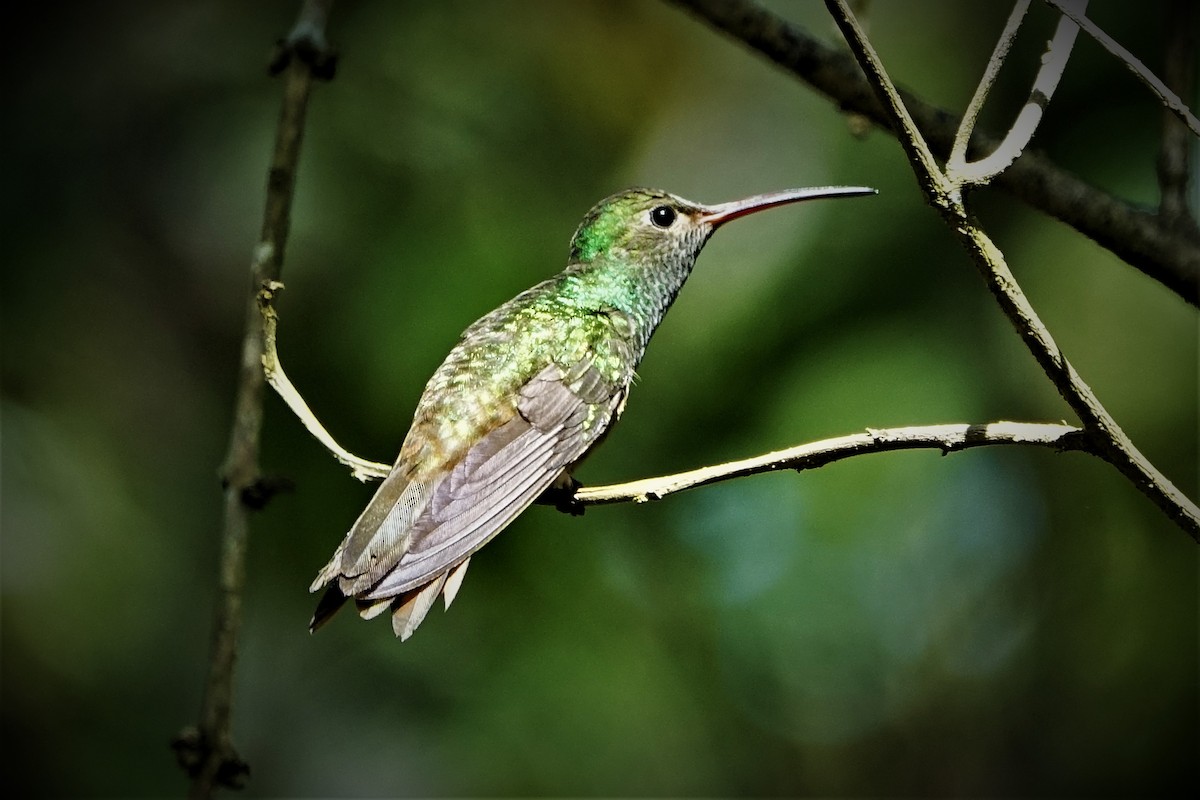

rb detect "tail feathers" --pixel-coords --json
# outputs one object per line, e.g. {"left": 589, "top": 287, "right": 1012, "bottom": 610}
{"left": 356, "top": 596, "right": 392, "bottom": 620}
{"left": 308, "top": 556, "right": 474, "bottom": 641}
{"left": 442, "top": 557, "right": 470, "bottom": 610}
{"left": 391, "top": 573, "right": 448, "bottom": 640}
{"left": 309, "top": 584, "right": 349, "bottom": 633}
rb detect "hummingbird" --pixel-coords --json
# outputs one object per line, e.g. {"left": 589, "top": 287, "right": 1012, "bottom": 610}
{"left": 309, "top": 184, "right": 875, "bottom": 639}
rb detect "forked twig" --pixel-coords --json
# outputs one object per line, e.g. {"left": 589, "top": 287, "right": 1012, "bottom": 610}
{"left": 947, "top": 0, "right": 1031, "bottom": 177}
{"left": 948, "top": 0, "right": 1084, "bottom": 185}
{"left": 175, "top": 3, "right": 337, "bottom": 797}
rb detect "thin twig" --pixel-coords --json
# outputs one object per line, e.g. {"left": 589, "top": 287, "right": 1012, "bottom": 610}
{"left": 259, "top": 281, "right": 388, "bottom": 482}
{"left": 826, "top": 0, "right": 949, "bottom": 200}
{"left": 950, "top": 0, "right": 1085, "bottom": 185}
{"left": 825, "top": 0, "right": 1199, "bottom": 539}
{"left": 575, "top": 423, "right": 1088, "bottom": 504}
{"left": 173, "top": 4, "right": 336, "bottom": 797}
{"left": 665, "top": 0, "right": 1200, "bottom": 304}
{"left": 1044, "top": 0, "right": 1200, "bottom": 137}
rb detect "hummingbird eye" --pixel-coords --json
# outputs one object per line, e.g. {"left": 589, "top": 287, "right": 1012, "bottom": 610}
{"left": 649, "top": 205, "right": 677, "bottom": 229}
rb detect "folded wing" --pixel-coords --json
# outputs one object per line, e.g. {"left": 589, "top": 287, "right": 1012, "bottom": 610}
{"left": 309, "top": 360, "right": 625, "bottom": 639}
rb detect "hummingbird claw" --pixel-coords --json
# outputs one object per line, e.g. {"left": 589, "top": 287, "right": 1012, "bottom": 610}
{"left": 557, "top": 493, "right": 586, "bottom": 517}
{"left": 535, "top": 473, "right": 585, "bottom": 516}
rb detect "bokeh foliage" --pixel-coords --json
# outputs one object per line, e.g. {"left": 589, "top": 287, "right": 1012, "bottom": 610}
{"left": 2, "top": 0, "right": 1196, "bottom": 796}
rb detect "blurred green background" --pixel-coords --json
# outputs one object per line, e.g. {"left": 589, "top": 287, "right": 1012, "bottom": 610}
{"left": 2, "top": 0, "right": 1196, "bottom": 796}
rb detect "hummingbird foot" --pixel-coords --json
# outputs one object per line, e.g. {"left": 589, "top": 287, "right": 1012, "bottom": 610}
{"left": 536, "top": 471, "right": 585, "bottom": 516}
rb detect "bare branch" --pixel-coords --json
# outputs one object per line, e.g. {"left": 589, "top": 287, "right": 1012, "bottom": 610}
{"left": 824, "top": 0, "right": 1200, "bottom": 539}
{"left": 1156, "top": 0, "right": 1199, "bottom": 234}
{"left": 665, "top": 0, "right": 1200, "bottom": 304}
{"left": 831, "top": 3, "right": 951, "bottom": 202}
{"left": 173, "top": 3, "right": 337, "bottom": 797}
{"left": 576, "top": 423, "right": 1087, "bottom": 504}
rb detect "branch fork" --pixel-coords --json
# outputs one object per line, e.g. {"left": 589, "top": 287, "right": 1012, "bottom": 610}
{"left": 824, "top": 0, "right": 1198, "bottom": 538}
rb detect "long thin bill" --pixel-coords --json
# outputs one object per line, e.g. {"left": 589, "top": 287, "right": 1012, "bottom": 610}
{"left": 698, "top": 186, "right": 876, "bottom": 227}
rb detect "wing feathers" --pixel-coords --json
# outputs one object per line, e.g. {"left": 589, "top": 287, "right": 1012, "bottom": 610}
{"left": 310, "top": 361, "right": 627, "bottom": 639}
{"left": 363, "top": 440, "right": 558, "bottom": 600}
{"left": 343, "top": 475, "right": 432, "bottom": 586}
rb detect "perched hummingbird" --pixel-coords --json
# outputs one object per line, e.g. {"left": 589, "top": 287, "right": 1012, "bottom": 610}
{"left": 310, "top": 185, "right": 875, "bottom": 639}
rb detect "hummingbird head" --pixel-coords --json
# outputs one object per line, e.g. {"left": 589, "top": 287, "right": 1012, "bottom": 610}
{"left": 564, "top": 185, "right": 876, "bottom": 333}
{"left": 568, "top": 185, "right": 877, "bottom": 272}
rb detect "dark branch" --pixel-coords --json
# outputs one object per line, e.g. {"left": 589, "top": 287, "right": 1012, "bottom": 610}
{"left": 175, "top": 3, "right": 335, "bottom": 797}
{"left": 666, "top": 0, "right": 1200, "bottom": 305}
{"left": 1156, "top": 0, "right": 1198, "bottom": 236}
